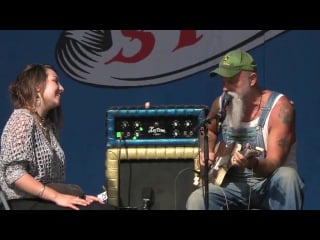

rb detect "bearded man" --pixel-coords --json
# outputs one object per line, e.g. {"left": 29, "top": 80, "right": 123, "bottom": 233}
{"left": 186, "top": 49, "right": 304, "bottom": 210}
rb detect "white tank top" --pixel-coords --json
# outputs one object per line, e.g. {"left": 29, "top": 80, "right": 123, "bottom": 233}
{"left": 238, "top": 94, "right": 297, "bottom": 169}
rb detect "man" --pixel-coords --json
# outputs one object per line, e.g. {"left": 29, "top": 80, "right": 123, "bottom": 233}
{"left": 186, "top": 49, "right": 304, "bottom": 210}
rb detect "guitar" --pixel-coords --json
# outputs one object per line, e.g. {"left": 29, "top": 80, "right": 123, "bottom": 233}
{"left": 196, "top": 140, "right": 263, "bottom": 186}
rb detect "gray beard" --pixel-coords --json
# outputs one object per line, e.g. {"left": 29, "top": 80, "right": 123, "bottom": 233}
{"left": 225, "top": 92, "right": 244, "bottom": 129}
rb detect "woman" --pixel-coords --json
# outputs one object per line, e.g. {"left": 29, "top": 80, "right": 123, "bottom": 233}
{"left": 0, "top": 64, "right": 116, "bottom": 210}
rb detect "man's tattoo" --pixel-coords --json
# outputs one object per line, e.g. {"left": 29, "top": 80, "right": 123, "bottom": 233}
{"left": 278, "top": 138, "right": 289, "bottom": 149}
{"left": 279, "top": 103, "right": 293, "bottom": 125}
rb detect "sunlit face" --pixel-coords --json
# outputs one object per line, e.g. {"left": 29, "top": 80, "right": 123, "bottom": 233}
{"left": 41, "top": 68, "right": 64, "bottom": 111}
{"left": 222, "top": 71, "right": 253, "bottom": 128}
{"left": 221, "top": 71, "right": 252, "bottom": 98}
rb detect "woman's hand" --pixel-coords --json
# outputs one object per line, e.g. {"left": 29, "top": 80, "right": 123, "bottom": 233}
{"left": 84, "top": 194, "right": 105, "bottom": 204}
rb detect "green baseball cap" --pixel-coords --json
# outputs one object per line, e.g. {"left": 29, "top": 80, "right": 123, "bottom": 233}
{"left": 210, "top": 49, "right": 257, "bottom": 78}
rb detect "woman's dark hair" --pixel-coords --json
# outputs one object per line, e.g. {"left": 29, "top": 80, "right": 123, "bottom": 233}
{"left": 9, "top": 64, "right": 63, "bottom": 130}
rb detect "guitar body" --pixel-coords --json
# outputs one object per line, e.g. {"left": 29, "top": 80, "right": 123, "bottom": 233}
{"left": 208, "top": 141, "right": 242, "bottom": 185}
{"left": 195, "top": 140, "right": 263, "bottom": 186}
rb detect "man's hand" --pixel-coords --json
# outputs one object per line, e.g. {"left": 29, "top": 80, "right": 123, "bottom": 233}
{"left": 199, "top": 152, "right": 215, "bottom": 167}
{"left": 231, "top": 143, "right": 264, "bottom": 169}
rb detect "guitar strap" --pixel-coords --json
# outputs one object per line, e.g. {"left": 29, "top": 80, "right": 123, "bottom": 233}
{"left": 252, "top": 91, "right": 282, "bottom": 153}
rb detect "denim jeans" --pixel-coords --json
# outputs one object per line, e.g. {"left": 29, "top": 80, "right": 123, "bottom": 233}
{"left": 186, "top": 166, "right": 304, "bottom": 210}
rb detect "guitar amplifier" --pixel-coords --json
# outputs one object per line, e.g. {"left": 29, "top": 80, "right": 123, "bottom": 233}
{"left": 105, "top": 105, "right": 209, "bottom": 209}
{"left": 105, "top": 105, "right": 209, "bottom": 147}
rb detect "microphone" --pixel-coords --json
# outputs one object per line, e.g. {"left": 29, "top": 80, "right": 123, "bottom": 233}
{"left": 205, "top": 92, "right": 233, "bottom": 124}
{"left": 221, "top": 92, "right": 233, "bottom": 112}
{"left": 216, "top": 92, "right": 233, "bottom": 121}
{"left": 213, "top": 92, "right": 233, "bottom": 133}
{"left": 193, "top": 92, "right": 233, "bottom": 132}
{"left": 141, "top": 187, "right": 153, "bottom": 210}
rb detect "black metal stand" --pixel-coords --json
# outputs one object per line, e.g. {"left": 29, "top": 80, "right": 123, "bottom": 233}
{"left": 200, "top": 123, "right": 210, "bottom": 210}
{"left": 198, "top": 111, "right": 225, "bottom": 210}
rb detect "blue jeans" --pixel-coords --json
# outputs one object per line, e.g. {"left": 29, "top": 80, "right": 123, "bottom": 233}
{"left": 186, "top": 166, "right": 304, "bottom": 210}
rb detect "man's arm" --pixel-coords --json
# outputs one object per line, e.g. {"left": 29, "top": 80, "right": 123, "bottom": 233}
{"left": 255, "top": 95, "right": 296, "bottom": 177}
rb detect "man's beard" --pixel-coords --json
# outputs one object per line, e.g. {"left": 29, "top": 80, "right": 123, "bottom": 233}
{"left": 225, "top": 92, "right": 244, "bottom": 129}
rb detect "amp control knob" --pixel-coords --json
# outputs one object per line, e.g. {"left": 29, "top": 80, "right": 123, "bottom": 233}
{"left": 172, "top": 120, "right": 180, "bottom": 128}
{"left": 121, "top": 121, "right": 129, "bottom": 129}
{"left": 184, "top": 120, "right": 192, "bottom": 128}
{"left": 172, "top": 129, "right": 180, "bottom": 137}
{"left": 133, "top": 121, "right": 141, "bottom": 128}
